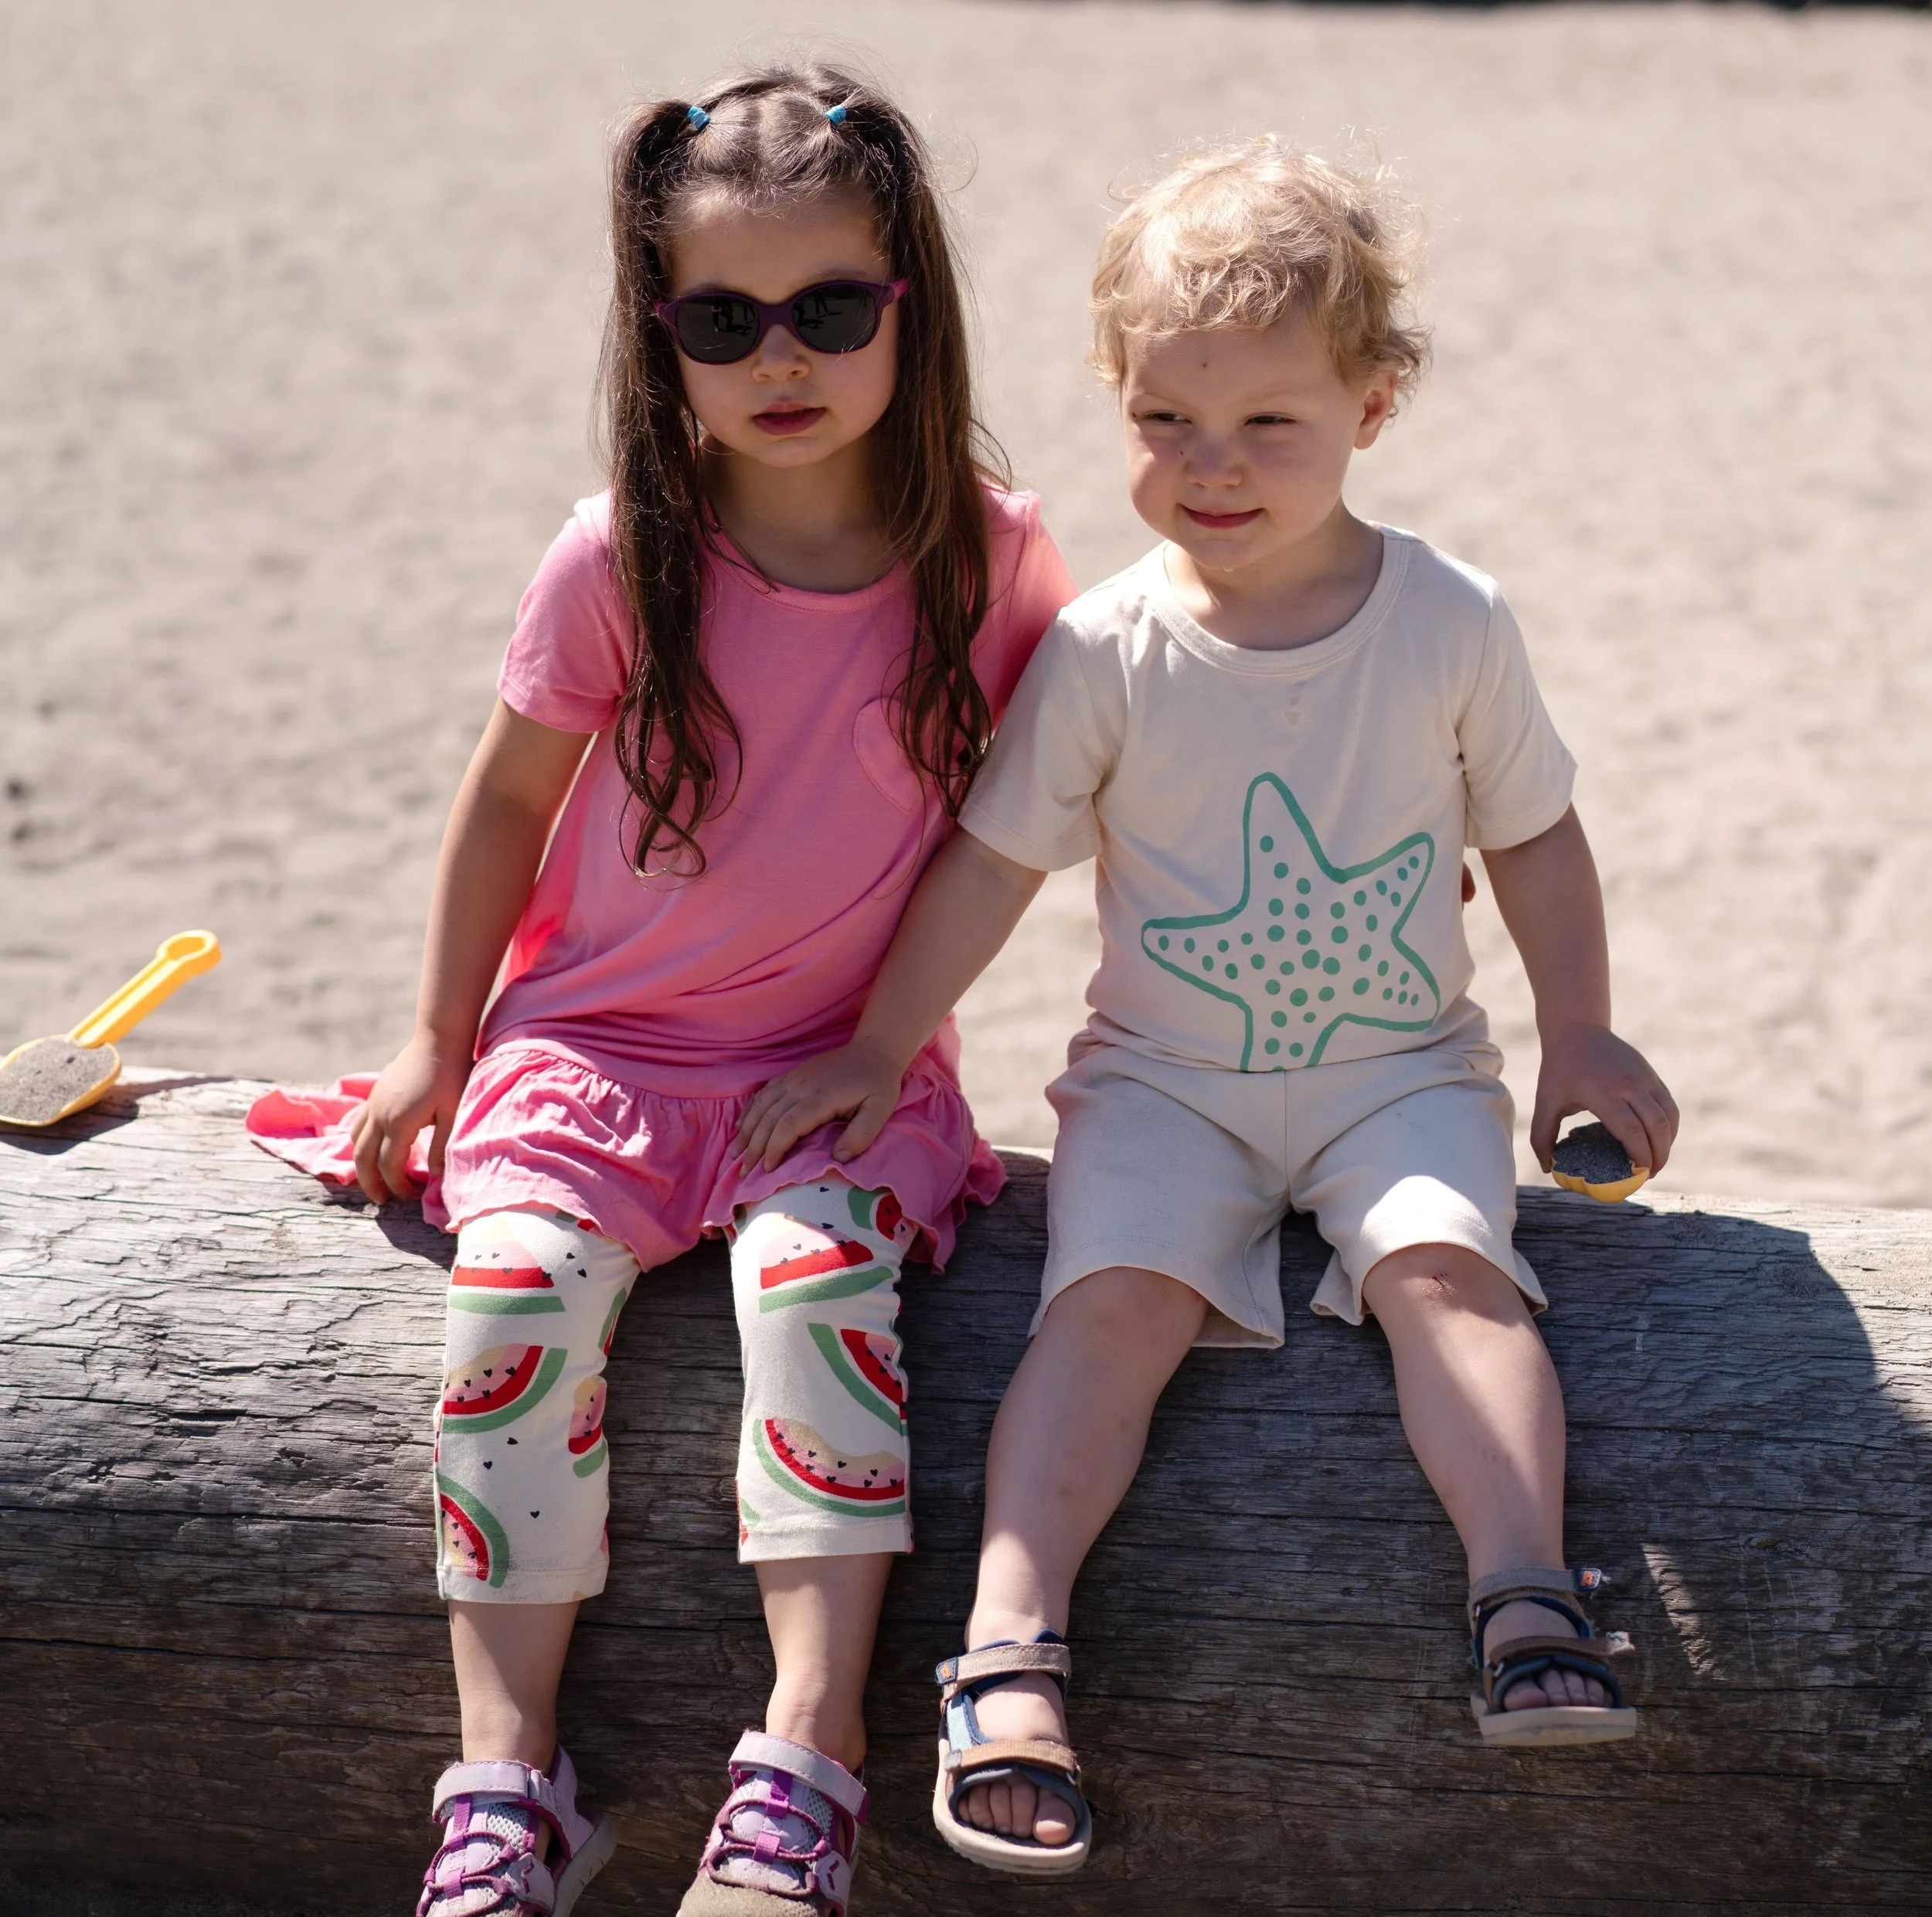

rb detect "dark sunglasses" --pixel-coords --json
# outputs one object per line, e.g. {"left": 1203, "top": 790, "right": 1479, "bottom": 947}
{"left": 655, "top": 277, "right": 909, "bottom": 365}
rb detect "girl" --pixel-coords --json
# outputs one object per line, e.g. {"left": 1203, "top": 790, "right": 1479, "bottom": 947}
{"left": 348, "top": 66, "right": 1074, "bottom": 1917}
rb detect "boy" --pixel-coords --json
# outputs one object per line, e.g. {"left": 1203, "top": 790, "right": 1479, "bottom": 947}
{"left": 736, "top": 138, "right": 1678, "bottom": 1873}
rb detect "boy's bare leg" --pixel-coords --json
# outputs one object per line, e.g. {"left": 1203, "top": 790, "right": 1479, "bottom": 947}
{"left": 1361, "top": 1243, "right": 1607, "bottom": 1709}
{"left": 961, "top": 1266, "right": 1209, "bottom": 1843}
{"left": 757, "top": 1552, "right": 895, "bottom": 1773}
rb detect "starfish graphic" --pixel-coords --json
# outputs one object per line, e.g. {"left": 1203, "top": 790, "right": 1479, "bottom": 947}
{"left": 1141, "top": 774, "right": 1442, "bottom": 1071}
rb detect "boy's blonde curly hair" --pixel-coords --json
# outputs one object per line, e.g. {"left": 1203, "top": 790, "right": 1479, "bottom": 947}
{"left": 1090, "top": 138, "right": 1430, "bottom": 404}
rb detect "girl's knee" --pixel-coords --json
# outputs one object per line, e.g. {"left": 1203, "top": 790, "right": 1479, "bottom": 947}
{"left": 730, "top": 1181, "right": 911, "bottom": 1339}
{"left": 436, "top": 1208, "right": 638, "bottom": 1604}
{"left": 730, "top": 1180, "right": 913, "bottom": 1561}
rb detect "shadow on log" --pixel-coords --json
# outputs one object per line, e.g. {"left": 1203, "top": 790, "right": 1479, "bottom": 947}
{"left": 3, "top": 1072, "right": 1930, "bottom": 1912}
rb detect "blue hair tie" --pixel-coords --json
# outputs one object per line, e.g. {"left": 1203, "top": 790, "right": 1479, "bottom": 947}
{"left": 825, "top": 104, "right": 848, "bottom": 125}
{"left": 685, "top": 104, "right": 710, "bottom": 131}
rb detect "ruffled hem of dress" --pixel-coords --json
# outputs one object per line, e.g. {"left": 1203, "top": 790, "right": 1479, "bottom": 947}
{"left": 432, "top": 1041, "right": 1002, "bottom": 1270}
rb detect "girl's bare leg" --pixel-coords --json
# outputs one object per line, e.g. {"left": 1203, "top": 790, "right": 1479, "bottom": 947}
{"left": 1361, "top": 1242, "right": 1606, "bottom": 1709}
{"left": 447, "top": 1561, "right": 886, "bottom": 1870}
{"left": 959, "top": 1266, "right": 1209, "bottom": 1842}
{"left": 757, "top": 1552, "right": 895, "bottom": 1773}
{"left": 450, "top": 1597, "right": 580, "bottom": 1772}
{"left": 434, "top": 1602, "right": 578, "bottom": 1881}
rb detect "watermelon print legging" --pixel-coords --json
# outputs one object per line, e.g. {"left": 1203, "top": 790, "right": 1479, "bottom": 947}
{"left": 433, "top": 1180, "right": 913, "bottom": 1603}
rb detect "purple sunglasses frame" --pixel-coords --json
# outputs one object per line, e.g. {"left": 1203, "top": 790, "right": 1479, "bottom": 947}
{"left": 654, "top": 277, "right": 910, "bottom": 363}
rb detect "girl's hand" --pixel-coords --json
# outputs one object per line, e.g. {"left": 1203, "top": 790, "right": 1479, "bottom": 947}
{"left": 350, "top": 1032, "right": 472, "bottom": 1204}
{"left": 1530, "top": 1023, "right": 1679, "bottom": 1178}
{"left": 730, "top": 833, "right": 1044, "bottom": 1177}
{"left": 734, "top": 1041, "right": 905, "bottom": 1174}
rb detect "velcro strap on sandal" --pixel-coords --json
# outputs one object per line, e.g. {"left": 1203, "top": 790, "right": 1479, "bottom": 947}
{"left": 1467, "top": 1567, "right": 1604, "bottom": 1660}
{"left": 1481, "top": 1635, "right": 1625, "bottom": 1711}
{"left": 429, "top": 1759, "right": 563, "bottom": 1830}
{"left": 943, "top": 1736, "right": 1080, "bottom": 1782}
{"left": 728, "top": 1729, "right": 869, "bottom": 1823}
{"left": 935, "top": 1641, "right": 1073, "bottom": 1694}
{"left": 1467, "top": 1565, "right": 1597, "bottom": 1624}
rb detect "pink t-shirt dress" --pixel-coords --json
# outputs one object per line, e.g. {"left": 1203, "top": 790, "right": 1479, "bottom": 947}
{"left": 430, "top": 485, "right": 1075, "bottom": 1270}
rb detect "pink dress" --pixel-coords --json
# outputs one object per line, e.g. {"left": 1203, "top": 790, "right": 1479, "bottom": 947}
{"left": 256, "top": 488, "right": 1075, "bottom": 1270}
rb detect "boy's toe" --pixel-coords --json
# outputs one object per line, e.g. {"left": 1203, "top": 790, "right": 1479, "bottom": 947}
{"left": 1505, "top": 1668, "right": 1560, "bottom": 1711}
{"left": 1032, "top": 1790, "right": 1077, "bottom": 1847}
{"left": 1501, "top": 1665, "right": 1612, "bottom": 1711}
{"left": 957, "top": 1775, "right": 1080, "bottom": 1844}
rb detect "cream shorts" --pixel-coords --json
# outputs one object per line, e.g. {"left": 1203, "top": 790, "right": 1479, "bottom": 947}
{"left": 1040, "top": 1025, "right": 1544, "bottom": 1348}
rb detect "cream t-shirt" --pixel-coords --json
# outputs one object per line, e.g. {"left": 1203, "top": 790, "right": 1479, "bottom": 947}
{"left": 960, "top": 529, "right": 1576, "bottom": 1075}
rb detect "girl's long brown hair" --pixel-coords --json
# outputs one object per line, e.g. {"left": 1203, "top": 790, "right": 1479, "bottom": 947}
{"left": 597, "top": 64, "right": 1005, "bottom": 875}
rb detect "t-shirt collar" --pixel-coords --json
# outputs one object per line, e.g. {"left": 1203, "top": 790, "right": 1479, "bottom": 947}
{"left": 703, "top": 516, "right": 907, "bottom": 615}
{"left": 1145, "top": 525, "right": 1406, "bottom": 677}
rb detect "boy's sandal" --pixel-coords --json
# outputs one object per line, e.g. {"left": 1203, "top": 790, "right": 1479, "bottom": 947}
{"left": 417, "top": 1746, "right": 615, "bottom": 1917}
{"left": 679, "top": 1730, "right": 866, "bottom": 1917}
{"left": 930, "top": 1637, "right": 1094, "bottom": 1878}
{"left": 1468, "top": 1565, "right": 1639, "bottom": 1747}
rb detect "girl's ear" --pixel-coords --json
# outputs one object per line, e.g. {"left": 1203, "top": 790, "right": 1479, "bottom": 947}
{"left": 1354, "top": 367, "right": 1400, "bottom": 450}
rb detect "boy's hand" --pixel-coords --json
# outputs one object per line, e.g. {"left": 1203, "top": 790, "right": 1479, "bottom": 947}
{"left": 734, "top": 1042, "right": 905, "bottom": 1174}
{"left": 1530, "top": 1023, "right": 1678, "bottom": 1178}
{"left": 349, "top": 1032, "right": 471, "bottom": 1204}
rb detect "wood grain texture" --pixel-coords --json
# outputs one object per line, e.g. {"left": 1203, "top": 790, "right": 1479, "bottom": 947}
{"left": 2, "top": 1072, "right": 1929, "bottom": 1914}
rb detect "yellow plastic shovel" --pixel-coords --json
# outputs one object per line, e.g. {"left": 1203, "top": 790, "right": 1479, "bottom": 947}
{"left": 0, "top": 931, "right": 223, "bottom": 1128}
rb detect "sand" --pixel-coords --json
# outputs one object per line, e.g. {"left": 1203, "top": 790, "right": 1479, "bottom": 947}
{"left": 0, "top": 1035, "right": 117, "bottom": 1127}
{"left": 1550, "top": 1122, "right": 1637, "bottom": 1188}
{"left": 2, "top": 1, "right": 1929, "bottom": 1205}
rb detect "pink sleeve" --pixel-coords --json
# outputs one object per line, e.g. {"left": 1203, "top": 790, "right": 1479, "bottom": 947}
{"left": 496, "top": 507, "right": 634, "bottom": 735}
{"left": 975, "top": 491, "right": 1080, "bottom": 719}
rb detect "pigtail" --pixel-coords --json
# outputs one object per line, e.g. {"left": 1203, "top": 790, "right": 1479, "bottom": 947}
{"left": 599, "top": 98, "right": 741, "bottom": 876}
{"left": 803, "top": 80, "right": 1002, "bottom": 814}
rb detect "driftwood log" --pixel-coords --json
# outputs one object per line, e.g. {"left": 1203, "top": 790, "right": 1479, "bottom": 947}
{"left": 2, "top": 1072, "right": 1930, "bottom": 1915}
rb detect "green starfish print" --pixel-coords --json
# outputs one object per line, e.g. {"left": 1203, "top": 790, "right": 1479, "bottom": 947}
{"left": 1141, "top": 774, "right": 1442, "bottom": 1071}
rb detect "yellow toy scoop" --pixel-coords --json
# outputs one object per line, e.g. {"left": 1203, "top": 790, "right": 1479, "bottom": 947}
{"left": 1550, "top": 1120, "right": 1651, "bottom": 1204}
{"left": 0, "top": 931, "right": 222, "bottom": 1129}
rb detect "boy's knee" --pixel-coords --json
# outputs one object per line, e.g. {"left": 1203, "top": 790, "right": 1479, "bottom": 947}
{"left": 1362, "top": 1243, "right": 1525, "bottom": 1325}
{"left": 1046, "top": 1265, "right": 1208, "bottom": 1344}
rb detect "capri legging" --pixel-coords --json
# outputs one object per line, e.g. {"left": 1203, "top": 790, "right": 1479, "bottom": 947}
{"left": 431, "top": 1178, "right": 914, "bottom": 1603}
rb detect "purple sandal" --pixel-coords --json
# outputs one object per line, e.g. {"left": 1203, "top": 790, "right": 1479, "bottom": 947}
{"left": 417, "top": 1747, "right": 616, "bottom": 1917}
{"left": 678, "top": 1731, "right": 867, "bottom": 1915}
